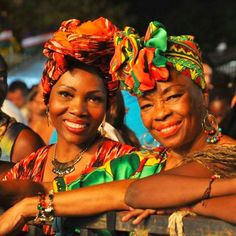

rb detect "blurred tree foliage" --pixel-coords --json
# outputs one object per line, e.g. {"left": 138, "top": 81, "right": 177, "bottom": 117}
{"left": 0, "top": 0, "right": 136, "bottom": 39}
{"left": 1, "top": 0, "right": 236, "bottom": 53}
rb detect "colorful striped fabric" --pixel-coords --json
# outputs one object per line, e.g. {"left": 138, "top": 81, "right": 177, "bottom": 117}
{"left": 41, "top": 17, "right": 119, "bottom": 104}
{"left": 110, "top": 20, "right": 206, "bottom": 96}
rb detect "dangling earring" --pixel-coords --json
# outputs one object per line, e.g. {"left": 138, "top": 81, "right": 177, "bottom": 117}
{"left": 202, "top": 112, "right": 222, "bottom": 143}
{"left": 98, "top": 116, "right": 106, "bottom": 137}
{"left": 45, "top": 106, "right": 50, "bottom": 127}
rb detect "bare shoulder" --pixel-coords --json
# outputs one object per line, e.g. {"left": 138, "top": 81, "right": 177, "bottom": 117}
{"left": 12, "top": 128, "right": 45, "bottom": 162}
{"left": 219, "top": 135, "right": 236, "bottom": 145}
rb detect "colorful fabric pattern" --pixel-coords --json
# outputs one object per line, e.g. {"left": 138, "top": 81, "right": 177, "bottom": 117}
{"left": 166, "top": 35, "right": 205, "bottom": 91}
{"left": 2, "top": 139, "right": 135, "bottom": 235}
{"left": 52, "top": 146, "right": 167, "bottom": 235}
{"left": 110, "top": 21, "right": 169, "bottom": 96}
{"left": 41, "top": 17, "right": 119, "bottom": 104}
{"left": 2, "top": 139, "right": 135, "bottom": 182}
{"left": 110, "top": 20, "right": 206, "bottom": 96}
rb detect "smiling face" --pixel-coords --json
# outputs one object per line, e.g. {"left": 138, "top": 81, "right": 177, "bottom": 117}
{"left": 138, "top": 68, "right": 207, "bottom": 149}
{"left": 48, "top": 67, "right": 107, "bottom": 145}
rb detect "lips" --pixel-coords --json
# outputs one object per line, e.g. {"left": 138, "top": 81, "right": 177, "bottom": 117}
{"left": 64, "top": 120, "right": 88, "bottom": 134}
{"left": 154, "top": 120, "right": 182, "bottom": 138}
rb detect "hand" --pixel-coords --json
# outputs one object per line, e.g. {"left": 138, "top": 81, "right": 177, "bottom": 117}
{"left": 121, "top": 207, "right": 156, "bottom": 225}
{"left": 0, "top": 200, "right": 27, "bottom": 235}
{"left": 156, "top": 207, "right": 191, "bottom": 215}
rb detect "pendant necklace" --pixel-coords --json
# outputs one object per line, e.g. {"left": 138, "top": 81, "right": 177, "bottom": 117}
{"left": 52, "top": 133, "right": 101, "bottom": 177}
{"left": 52, "top": 144, "right": 88, "bottom": 177}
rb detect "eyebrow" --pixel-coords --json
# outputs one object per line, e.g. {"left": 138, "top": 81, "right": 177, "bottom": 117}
{"left": 162, "top": 84, "right": 186, "bottom": 94}
{"left": 58, "top": 85, "right": 106, "bottom": 94}
{"left": 142, "top": 84, "right": 185, "bottom": 98}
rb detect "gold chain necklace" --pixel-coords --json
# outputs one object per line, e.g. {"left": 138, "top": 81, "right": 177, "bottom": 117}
{"left": 52, "top": 144, "right": 88, "bottom": 177}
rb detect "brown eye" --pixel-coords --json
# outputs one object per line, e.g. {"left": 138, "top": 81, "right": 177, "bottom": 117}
{"left": 140, "top": 103, "right": 153, "bottom": 111}
{"left": 166, "top": 94, "right": 182, "bottom": 101}
{"left": 58, "top": 91, "right": 72, "bottom": 98}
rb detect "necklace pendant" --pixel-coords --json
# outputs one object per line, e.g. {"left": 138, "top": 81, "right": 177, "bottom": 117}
{"left": 52, "top": 165, "right": 75, "bottom": 177}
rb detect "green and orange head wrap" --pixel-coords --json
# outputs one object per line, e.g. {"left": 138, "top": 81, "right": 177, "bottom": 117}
{"left": 110, "top": 20, "right": 206, "bottom": 96}
{"left": 41, "top": 17, "right": 119, "bottom": 104}
{"left": 166, "top": 35, "right": 205, "bottom": 90}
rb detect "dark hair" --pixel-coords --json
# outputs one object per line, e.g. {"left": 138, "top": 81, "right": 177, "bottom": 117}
{"left": 8, "top": 80, "right": 28, "bottom": 96}
{"left": 0, "top": 54, "right": 8, "bottom": 80}
{"left": 0, "top": 55, "right": 8, "bottom": 106}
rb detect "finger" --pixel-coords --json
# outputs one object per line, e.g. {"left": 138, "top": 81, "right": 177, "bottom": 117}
{"left": 121, "top": 209, "right": 143, "bottom": 222}
{"left": 132, "top": 210, "right": 155, "bottom": 225}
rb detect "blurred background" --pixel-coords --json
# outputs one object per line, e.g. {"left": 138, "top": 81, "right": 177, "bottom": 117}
{"left": 1, "top": 0, "right": 236, "bottom": 86}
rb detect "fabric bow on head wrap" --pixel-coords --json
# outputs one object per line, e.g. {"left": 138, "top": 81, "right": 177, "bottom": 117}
{"left": 110, "top": 21, "right": 206, "bottom": 96}
{"left": 41, "top": 17, "right": 119, "bottom": 104}
{"left": 110, "top": 21, "right": 169, "bottom": 95}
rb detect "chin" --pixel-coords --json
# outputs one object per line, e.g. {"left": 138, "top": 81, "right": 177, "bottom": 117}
{"left": 159, "top": 137, "right": 184, "bottom": 149}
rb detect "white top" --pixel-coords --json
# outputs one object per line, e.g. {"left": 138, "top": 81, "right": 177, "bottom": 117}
{"left": 2, "top": 99, "right": 28, "bottom": 125}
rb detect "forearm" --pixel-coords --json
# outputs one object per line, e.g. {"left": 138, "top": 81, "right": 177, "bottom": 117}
{"left": 0, "top": 180, "right": 46, "bottom": 209}
{"left": 125, "top": 175, "right": 236, "bottom": 209}
{"left": 23, "top": 179, "right": 134, "bottom": 218}
{"left": 191, "top": 195, "right": 236, "bottom": 224}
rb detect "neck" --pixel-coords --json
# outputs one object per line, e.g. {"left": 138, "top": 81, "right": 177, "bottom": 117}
{"left": 166, "top": 130, "right": 207, "bottom": 169}
{"left": 54, "top": 133, "right": 101, "bottom": 162}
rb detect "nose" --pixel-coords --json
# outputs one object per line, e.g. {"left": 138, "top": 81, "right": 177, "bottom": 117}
{"left": 153, "top": 100, "right": 171, "bottom": 121}
{"left": 68, "top": 98, "right": 88, "bottom": 117}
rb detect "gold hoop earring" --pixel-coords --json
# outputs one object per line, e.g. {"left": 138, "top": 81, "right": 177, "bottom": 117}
{"left": 202, "top": 112, "right": 222, "bottom": 143}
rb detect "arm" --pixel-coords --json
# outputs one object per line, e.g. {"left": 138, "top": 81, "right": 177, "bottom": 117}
{"left": 0, "top": 180, "right": 46, "bottom": 209}
{"left": 125, "top": 162, "right": 236, "bottom": 209}
{"left": 12, "top": 128, "right": 45, "bottom": 162}
{"left": 23, "top": 179, "right": 133, "bottom": 218}
{"left": 191, "top": 195, "right": 236, "bottom": 224}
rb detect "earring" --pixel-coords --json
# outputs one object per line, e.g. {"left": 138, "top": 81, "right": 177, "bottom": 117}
{"left": 202, "top": 112, "right": 222, "bottom": 144}
{"left": 45, "top": 106, "right": 50, "bottom": 127}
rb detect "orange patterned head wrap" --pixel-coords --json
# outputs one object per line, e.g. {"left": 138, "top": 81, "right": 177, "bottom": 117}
{"left": 41, "top": 17, "right": 119, "bottom": 104}
{"left": 110, "top": 21, "right": 205, "bottom": 96}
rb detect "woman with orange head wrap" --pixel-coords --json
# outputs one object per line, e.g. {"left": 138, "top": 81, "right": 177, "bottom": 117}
{"left": 0, "top": 17, "right": 139, "bottom": 235}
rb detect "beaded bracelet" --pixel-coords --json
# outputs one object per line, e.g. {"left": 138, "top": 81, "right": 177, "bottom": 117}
{"left": 34, "top": 190, "right": 55, "bottom": 225}
{"left": 201, "top": 174, "right": 220, "bottom": 206}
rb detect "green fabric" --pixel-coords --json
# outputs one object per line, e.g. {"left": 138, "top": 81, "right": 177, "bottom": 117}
{"left": 53, "top": 149, "right": 166, "bottom": 235}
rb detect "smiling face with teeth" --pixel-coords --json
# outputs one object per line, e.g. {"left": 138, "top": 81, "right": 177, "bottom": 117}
{"left": 48, "top": 66, "right": 107, "bottom": 146}
{"left": 138, "top": 68, "right": 208, "bottom": 150}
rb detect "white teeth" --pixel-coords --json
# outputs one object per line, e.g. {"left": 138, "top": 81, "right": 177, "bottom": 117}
{"left": 65, "top": 120, "right": 87, "bottom": 129}
{"left": 160, "top": 124, "right": 177, "bottom": 133}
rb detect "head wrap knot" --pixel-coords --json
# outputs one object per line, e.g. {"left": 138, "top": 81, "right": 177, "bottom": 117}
{"left": 110, "top": 21, "right": 169, "bottom": 95}
{"left": 110, "top": 21, "right": 206, "bottom": 96}
{"left": 42, "top": 17, "right": 119, "bottom": 104}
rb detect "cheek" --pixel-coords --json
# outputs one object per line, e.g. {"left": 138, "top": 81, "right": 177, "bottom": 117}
{"left": 140, "top": 111, "right": 152, "bottom": 129}
{"left": 88, "top": 105, "right": 106, "bottom": 122}
{"left": 48, "top": 100, "right": 66, "bottom": 123}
